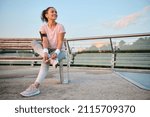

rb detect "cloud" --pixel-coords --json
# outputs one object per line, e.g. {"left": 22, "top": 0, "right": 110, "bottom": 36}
{"left": 114, "top": 12, "right": 141, "bottom": 29}
{"left": 143, "top": 5, "right": 150, "bottom": 12}
{"left": 93, "top": 42, "right": 109, "bottom": 48}
{"left": 114, "top": 5, "right": 150, "bottom": 29}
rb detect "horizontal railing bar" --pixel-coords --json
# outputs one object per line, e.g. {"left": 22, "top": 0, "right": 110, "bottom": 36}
{"left": 75, "top": 50, "right": 150, "bottom": 53}
{"left": 67, "top": 32, "right": 150, "bottom": 41}
{"left": 0, "top": 32, "right": 150, "bottom": 42}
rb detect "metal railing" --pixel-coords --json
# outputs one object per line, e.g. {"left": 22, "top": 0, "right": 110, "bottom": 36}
{"left": 0, "top": 32, "right": 150, "bottom": 69}
{"left": 65, "top": 32, "right": 150, "bottom": 69}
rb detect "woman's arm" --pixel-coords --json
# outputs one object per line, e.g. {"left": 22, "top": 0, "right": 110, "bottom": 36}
{"left": 40, "top": 32, "right": 49, "bottom": 63}
{"left": 57, "top": 32, "right": 65, "bottom": 50}
{"left": 39, "top": 32, "right": 49, "bottom": 48}
{"left": 51, "top": 32, "right": 65, "bottom": 59}
{"left": 42, "top": 37, "right": 49, "bottom": 48}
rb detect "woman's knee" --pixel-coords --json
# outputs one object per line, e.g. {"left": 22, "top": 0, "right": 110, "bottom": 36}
{"left": 58, "top": 51, "right": 66, "bottom": 61}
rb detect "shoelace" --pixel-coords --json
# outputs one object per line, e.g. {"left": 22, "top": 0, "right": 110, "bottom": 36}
{"left": 50, "top": 59, "right": 58, "bottom": 68}
{"left": 26, "top": 84, "right": 36, "bottom": 92}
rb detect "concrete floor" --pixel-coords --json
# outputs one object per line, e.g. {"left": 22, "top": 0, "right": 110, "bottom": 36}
{"left": 0, "top": 66, "right": 150, "bottom": 100}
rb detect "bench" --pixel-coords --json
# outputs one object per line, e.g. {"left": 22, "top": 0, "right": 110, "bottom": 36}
{"left": 0, "top": 38, "right": 70, "bottom": 84}
{"left": 0, "top": 38, "right": 42, "bottom": 65}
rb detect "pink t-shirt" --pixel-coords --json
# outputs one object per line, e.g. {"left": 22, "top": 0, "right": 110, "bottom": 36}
{"left": 40, "top": 23, "right": 66, "bottom": 50}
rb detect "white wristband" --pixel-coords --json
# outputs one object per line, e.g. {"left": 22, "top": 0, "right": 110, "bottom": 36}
{"left": 54, "top": 49, "right": 60, "bottom": 55}
{"left": 43, "top": 48, "right": 48, "bottom": 53}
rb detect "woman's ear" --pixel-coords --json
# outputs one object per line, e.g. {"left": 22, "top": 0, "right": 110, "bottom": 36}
{"left": 45, "top": 13, "right": 48, "bottom": 19}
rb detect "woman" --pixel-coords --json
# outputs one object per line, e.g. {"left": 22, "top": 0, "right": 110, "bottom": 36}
{"left": 20, "top": 7, "right": 66, "bottom": 97}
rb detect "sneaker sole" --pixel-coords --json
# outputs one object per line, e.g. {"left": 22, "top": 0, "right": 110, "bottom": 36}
{"left": 20, "top": 90, "right": 40, "bottom": 97}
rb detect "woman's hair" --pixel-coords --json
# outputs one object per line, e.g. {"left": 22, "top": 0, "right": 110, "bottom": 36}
{"left": 41, "top": 7, "right": 55, "bottom": 22}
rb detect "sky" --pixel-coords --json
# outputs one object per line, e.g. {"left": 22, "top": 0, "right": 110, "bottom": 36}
{"left": 0, "top": 0, "right": 150, "bottom": 39}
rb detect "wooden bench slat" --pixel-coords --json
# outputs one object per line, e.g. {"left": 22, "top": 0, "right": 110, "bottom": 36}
{"left": 0, "top": 38, "right": 40, "bottom": 41}
{"left": 0, "top": 56, "right": 42, "bottom": 61}
{"left": 0, "top": 41, "right": 31, "bottom": 44}
{"left": 1, "top": 44, "right": 32, "bottom": 47}
{"left": 0, "top": 39, "right": 43, "bottom": 64}
{"left": 1, "top": 44, "right": 31, "bottom": 46}
{"left": 0, "top": 46, "right": 32, "bottom": 50}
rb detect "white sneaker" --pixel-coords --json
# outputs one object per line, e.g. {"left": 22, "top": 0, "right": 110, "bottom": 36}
{"left": 50, "top": 58, "right": 58, "bottom": 68}
{"left": 20, "top": 84, "right": 40, "bottom": 97}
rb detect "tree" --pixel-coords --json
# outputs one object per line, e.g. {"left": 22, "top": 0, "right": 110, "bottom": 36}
{"left": 87, "top": 45, "right": 99, "bottom": 51}
{"left": 119, "top": 40, "right": 126, "bottom": 47}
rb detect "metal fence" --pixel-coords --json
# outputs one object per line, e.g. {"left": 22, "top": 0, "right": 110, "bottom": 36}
{"left": 66, "top": 32, "right": 150, "bottom": 69}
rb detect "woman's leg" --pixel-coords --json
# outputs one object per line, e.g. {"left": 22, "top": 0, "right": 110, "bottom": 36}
{"left": 31, "top": 40, "right": 50, "bottom": 87}
{"left": 20, "top": 43, "right": 66, "bottom": 97}
{"left": 31, "top": 40, "right": 44, "bottom": 57}
{"left": 35, "top": 61, "right": 49, "bottom": 85}
{"left": 20, "top": 40, "right": 49, "bottom": 97}
{"left": 31, "top": 40, "right": 66, "bottom": 82}
{"left": 35, "top": 50, "right": 66, "bottom": 84}
{"left": 57, "top": 51, "right": 66, "bottom": 61}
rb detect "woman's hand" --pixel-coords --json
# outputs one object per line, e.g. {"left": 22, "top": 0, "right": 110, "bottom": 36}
{"left": 51, "top": 53, "right": 57, "bottom": 59}
{"left": 43, "top": 52, "right": 49, "bottom": 63}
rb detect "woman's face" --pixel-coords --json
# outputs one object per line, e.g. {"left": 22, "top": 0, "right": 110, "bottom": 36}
{"left": 46, "top": 8, "right": 58, "bottom": 21}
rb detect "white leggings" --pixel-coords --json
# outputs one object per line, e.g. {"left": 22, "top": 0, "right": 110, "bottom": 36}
{"left": 31, "top": 40, "right": 66, "bottom": 84}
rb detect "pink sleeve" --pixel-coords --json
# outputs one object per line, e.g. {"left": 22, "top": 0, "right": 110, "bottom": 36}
{"left": 58, "top": 24, "right": 66, "bottom": 33}
{"left": 39, "top": 25, "right": 46, "bottom": 33}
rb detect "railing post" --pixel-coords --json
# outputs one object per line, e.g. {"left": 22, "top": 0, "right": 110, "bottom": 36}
{"left": 111, "top": 50, "right": 117, "bottom": 70}
{"left": 65, "top": 40, "right": 70, "bottom": 83}
{"left": 110, "top": 38, "right": 116, "bottom": 70}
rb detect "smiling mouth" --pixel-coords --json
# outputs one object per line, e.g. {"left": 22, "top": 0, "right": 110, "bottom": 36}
{"left": 52, "top": 14, "right": 57, "bottom": 17}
